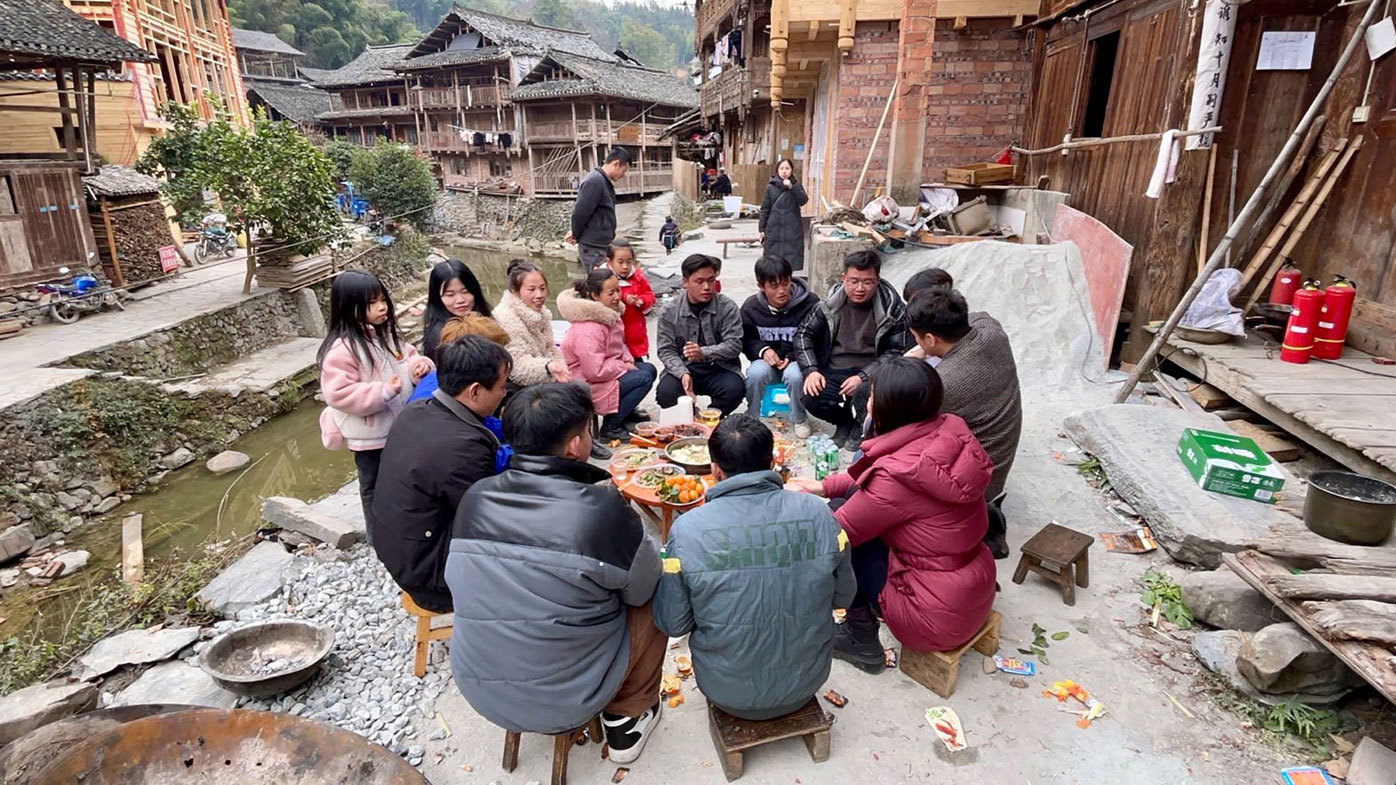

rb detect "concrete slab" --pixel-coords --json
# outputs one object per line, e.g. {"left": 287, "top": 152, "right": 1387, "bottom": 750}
{"left": 196, "top": 540, "right": 294, "bottom": 616}
{"left": 77, "top": 626, "right": 201, "bottom": 680}
{"left": 167, "top": 337, "right": 320, "bottom": 394}
{"left": 114, "top": 661, "right": 237, "bottom": 709}
{"left": 1064, "top": 404, "right": 1304, "bottom": 567}
{"left": 308, "top": 481, "right": 366, "bottom": 533}
{"left": 0, "top": 679, "right": 98, "bottom": 746}
{"left": 262, "top": 496, "right": 363, "bottom": 548}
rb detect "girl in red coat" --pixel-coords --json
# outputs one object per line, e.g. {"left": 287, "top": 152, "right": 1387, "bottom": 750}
{"left": 790, "top": 357, "right": 996, "bottom": 670}
{"left": 605, "top": 240, "right": 656, "bottom": 363}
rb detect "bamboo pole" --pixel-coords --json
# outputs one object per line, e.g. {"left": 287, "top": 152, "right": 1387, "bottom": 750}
{"left": 1197, "top": 145, "right": 1216, "bottom": 275}
{"left": 850, "top": 79, "right": 898, "bottom": 207}
{"left": 1114, "top": 0, "right": 1381, "bottom": 404}
{"left": 1012, "top": 126, "right": 1221, "bottom": 156}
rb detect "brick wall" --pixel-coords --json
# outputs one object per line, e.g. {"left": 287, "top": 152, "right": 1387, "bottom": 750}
{"left": 921, "top": 19, "right": 1033, "bottom": 181}
{"left": 832, "top": 22, "right": 901, "bottom": 199}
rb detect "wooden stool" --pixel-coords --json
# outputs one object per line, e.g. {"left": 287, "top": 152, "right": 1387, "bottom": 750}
{"left": 899, "top": 609, "right": 1002, "bottom": 698}
{"left": 707, "top": 698, "right": 831, "bottom": 782}
{"left": 400, "top": 592, "right": 452, "bottom": 678}
{"left": 501, "top": 716, "right": 603, "bottom": 785}
{"left": 1012, "top": 523, "right": 1094, "bottom": 606}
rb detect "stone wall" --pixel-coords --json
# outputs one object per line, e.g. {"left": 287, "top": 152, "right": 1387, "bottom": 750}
{"left": 432, "top": 191, "right": 573, "bottom": 243}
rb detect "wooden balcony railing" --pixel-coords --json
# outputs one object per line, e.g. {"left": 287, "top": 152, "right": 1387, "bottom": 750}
{"left": 420, "top": 130, "right": 517, "bottom": 154}
{"left": 527, "top": 119, "right": 669, "bottom": 144}
{"left": 696, "top": 0, "right": 738, "bottom": 43}
{"left": 535, "top": 167, "right": 674, "bottom": 195}
{"left": 412, "top": 84, "right": 504, "bottom": 111}
{"left": 700, "top": 56, "right": 771, "bottom": 117}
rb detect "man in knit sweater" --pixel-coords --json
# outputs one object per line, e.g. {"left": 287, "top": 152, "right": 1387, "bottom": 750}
{"left": 905, "top": 288, "right": 1022, "bottom": 558}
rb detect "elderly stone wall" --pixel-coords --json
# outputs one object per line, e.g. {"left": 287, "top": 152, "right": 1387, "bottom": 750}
{"left": 432, "top": 192, "right": 574, "bottom": 243}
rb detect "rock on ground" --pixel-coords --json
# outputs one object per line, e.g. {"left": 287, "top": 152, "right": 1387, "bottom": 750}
{"left": 0, "top": 679, "right": 98, "bottom": 746}
{"left": 114, "top": 661, "right": 237, "bottom": 709}
{"left": 160, "top": 447, "right": 195, "bottom": 470}
{"left": 1181, "top": 568, "right": 1279, "bottom": 632}
{"left": 1236, "top": 622, "right": 1364, "bottom": 700}
{"left": 0, "top": 523, "right": 36, "bottom": 563}
{"left": 78, "top": 626, "right": 201, "bottom": 680}
{"left": 1350, "top": 737, "right": 1396, "bottom": 785}
{"left": 206, "top": 450, "right": 250, "bottom": 475}
{"left": 53, "top": 550, "right": 90, "bottom": 576}
{"left": 197, "top": 540, "right": 294, "bottom": 616}
{"left": 1064, "top": 404, "right": 1301, "bottom": 567}
{"left": 262, "top": 497, "right": 363, "bottom": 549}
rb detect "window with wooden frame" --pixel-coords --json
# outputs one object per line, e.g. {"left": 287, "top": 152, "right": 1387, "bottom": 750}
{"left": 1079, "top": 29, "right": 1121, "bottom": 138}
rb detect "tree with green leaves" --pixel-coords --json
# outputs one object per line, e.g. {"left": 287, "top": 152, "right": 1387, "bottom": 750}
{"left": 618, "top": 18, "right": 674, "bottom": 69}
{"left": 530, "top": 0, "right": 578, "bottom": 30}
{"left": 321, "top": 139, "right": 358, "bottom": 183}
{"left": 229, "top": 0, "right": 419, "bottom": 68}
{"left": 349, "top": 143, "right": 437, "bottom": 230}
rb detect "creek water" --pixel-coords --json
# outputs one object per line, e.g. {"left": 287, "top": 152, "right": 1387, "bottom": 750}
{"left": 436, "top": 246, "right": 580, "bottom": 312}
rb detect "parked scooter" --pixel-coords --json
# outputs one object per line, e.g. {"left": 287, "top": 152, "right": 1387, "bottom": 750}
{"left": 194, "top": 212, "right": 238, "bottom": 263}
{"left": 35, "top": 256, "right": 125, "bottom": 324}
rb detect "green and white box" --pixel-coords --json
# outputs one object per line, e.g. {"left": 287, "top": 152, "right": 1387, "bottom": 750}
{"left": 1177, "top": 428, "right": 1285, "bottom": 504}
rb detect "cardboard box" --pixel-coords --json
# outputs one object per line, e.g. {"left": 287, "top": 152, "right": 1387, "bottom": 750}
{"left": 1177, "top": 428, "right": 1285, "bottom": 503}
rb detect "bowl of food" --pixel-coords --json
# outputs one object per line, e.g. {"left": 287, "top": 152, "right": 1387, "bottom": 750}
{"left": 652, "top": 425, "right": 676, "bottom": 444}
{"left": 634, "top": 422, "right": 662, "bottom": 440}
{"left": 658, "top": 474, "right": 706, "bottom": 506}
{"left": 610, "top": 448, "right": 658, "bottom": 476}
{"left": 672, "top": 423, "right": 709, "bottom": 439}
{"left": 628, "top": 464, "right": 685, "bottom": 491}
{"left": 666, "top": 437, "right": 713, "bottom": 475}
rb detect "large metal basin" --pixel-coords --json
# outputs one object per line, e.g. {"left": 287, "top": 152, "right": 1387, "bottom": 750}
{"left": 199, "top": 620, "right": 334, "bottom": 697}
{"left": 30, "top": 708, "right": 428, "bottom": 785}
{"left": 1303, "top": 470, "right": 1396, "bottom": 546}
{"left": 0, "top": 705, "right": 189, "bottom": 785}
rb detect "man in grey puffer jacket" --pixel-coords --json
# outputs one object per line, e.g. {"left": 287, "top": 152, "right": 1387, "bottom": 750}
{"left": 654, "top": 415, "right": 855, "bottom": 720}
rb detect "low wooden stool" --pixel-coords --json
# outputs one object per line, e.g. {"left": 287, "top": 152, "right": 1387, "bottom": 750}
{"left": 502, "top": 716, "right": 603, "bottom": 785}
{"left": 899, "top": 609, "right": 1002, "bottom": 698}
{"left": 707, "top": 698, "right": 831, "bottom": 782}
{"left": 1012, "top": 523, "right": 1094, "bottom": 606}
{"left": 400, "top": 592, "right": 452, "bottom": 678}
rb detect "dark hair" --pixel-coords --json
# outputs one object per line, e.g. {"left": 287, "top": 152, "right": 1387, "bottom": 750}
{"left": 709, "top": 415, "right": 774, "bottom": 476}
{"left": 869, "top": 357, "right": 943, "bottom": 436}
{"left": 680, "top": 253, "right": 720, "bottom": 279}
{"left": 437, "top": 335, "right": 512, "bottom": 397}
{"left": 605, "top": 239, "right": 634, "bottom": 259}
{"left": 424, "top": 260, "right": 491, "bottom": 358}
{"left": 573, "top": 267, "right": 617, "bottom": 299}
{"left": 754, "top": 255, "right": 793, "bottom": 286}
{"left": 843, "top": 250, "right": 882, "bottom": 275}
{"left": 605, "top": 147, "right": 633, "bottom": 166}
{"left": 506, "top": 259, "right": 543, "bottom": 293}
{"left": 906, "top": 288, "right": 972, "bottom": 342}
{"left": 502, "top": 382, "right": 595, "bottom": 456}
{"left": 775, "top": 157, "right": 795, "bottom": 173}
{"left": 317, "top": 270, "right": 402, "bottom": 372}
{"left": 902, "top": 267, "right": 953, "bottom": 302}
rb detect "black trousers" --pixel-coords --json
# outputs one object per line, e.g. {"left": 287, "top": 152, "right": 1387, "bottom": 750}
{"left": 801, "top": 366, "right": 869, "bottom": 429}
{"left": 354, "top": 448, "right": 383, "bottom": 546}
{"left": 656, "top": 364, "right": 744, "bottom": 415}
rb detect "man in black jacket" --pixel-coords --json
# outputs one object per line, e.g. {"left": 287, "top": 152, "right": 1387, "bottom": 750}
{"left": 741, "top": 255, "right": 815, "bottom": 437}
{"left": 567, "top": 148, "right": 631, "bottom": 272}
{"left": 711, "top": 167, "right": 732, "bottom": 198}
{"left": 373, "top": 336, "right": 511, "bottom": 613}
{"left": 794, "top": 250, "right": 907, "bottom": 448}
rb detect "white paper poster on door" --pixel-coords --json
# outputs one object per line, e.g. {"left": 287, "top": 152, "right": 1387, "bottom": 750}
{"left": 1257, "top": 31, "right": 1316, "bottom": 70}
{"left": 1185, "top": 0, "right": 1237, "bottom": 150}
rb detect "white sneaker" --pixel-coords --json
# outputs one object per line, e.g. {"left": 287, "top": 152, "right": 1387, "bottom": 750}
{"left": 602, "top": 701, "right": 663, "bottom": 764}
{"left": 794, "top": 423, "right": 812, "bottom": 439}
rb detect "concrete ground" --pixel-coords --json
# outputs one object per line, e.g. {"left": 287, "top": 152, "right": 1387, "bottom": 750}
{"left": 394, "top": 195, "right": 1296, "bottom": 784}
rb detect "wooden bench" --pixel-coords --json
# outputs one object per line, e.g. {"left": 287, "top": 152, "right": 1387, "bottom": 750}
{"left": 707, "top": 698, "right": 831, "bottom": 781}
{"left": 502, "top": 717, "right": 603, "bottom": 785}
{"left": 400, "top": 592, "right": 452, "bottom": 678}
{"left": 1012, "top": 522, "right": 1094, "bottom": 606}
{"left": 899, "top": 609, "right": 1002, "bottom": 698}
{"left": 716, "top": 236, "right": 762, "bottom": 258}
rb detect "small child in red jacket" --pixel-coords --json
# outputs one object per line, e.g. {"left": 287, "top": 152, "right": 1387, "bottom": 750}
{"left": 606, "top": 240, "right": 655, "bottom": 361}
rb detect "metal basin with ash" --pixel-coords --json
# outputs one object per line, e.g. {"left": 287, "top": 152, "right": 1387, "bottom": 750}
{"left": 31, "top": 708, "right": 427, "bottom": 785}
{"left": 1304, "top": 470, "right": 1396, "bottom": 546}
{"left": 200, "top": 620, "right": 334, "bottom": 697}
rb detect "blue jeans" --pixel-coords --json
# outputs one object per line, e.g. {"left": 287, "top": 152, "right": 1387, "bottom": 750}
{"left": 744, "top": 359, "right": 806, "bottom": 423}
{"left": 614, "top": 361, "right": 657, "bottom": 421}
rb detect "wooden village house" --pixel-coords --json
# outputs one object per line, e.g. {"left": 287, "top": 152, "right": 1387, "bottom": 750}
{"left": 313, "top": 44, "right": 419, "bottom": 147}
{"left": 0, "top": 0, "right": 156, "bottom": 291}
{"left": 0, "top": 0, "right": 249, "bottom": 166}
{"left": 233, "top": 28, "right": 336, "bottom": 133}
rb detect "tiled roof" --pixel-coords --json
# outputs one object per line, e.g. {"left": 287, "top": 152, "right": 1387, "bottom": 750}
{"left": 0, "top": 0, "right": 155, "bottom": 65}
{"left": 510, "top": 52, "right": 697, "bottom": 109}
{"left": 312, "top": 44, "right": 412, "bottom": 87}
{"left": 0, "top": 69, "right": 130, "bottom": 82}
{"left": 397, "top": 45, "right": 512, "bottom": 71}
{"left": 232, "top": 28, "right": 304, "bottom": 57}
{"left": 297, "top": 66, "right": 334, "bottom": 84}
{"left": 317, "top": 105, "right": 415, "bottom": 121}
{"left": 406, "top": 6, "right": 615, "bottom": 63}
{"left": 246, "top": 79, "right": 337, "bottom": 124}
{"left": 83, "top": 165, "right": 161, "bottom": 197}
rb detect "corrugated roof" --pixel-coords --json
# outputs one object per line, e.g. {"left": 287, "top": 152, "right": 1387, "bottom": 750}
{"left": 246, "top": 79, "right": 337, "bottom": 124}
{"left": 510, "top": 52, "right": 697, "bottom": 109}
{"left": 0, "top": 0, "right": 155, "bottom": 65}
{"left": 312, "top": 44, "right": 412, "bottom": 88}
{"left": 83, "top": 165, "right": 160, "bottom": 197}
{"left": 406, "top": 5, "right": 616, "bottom": 63}
{"left": 398, "top": 45, "right": 512, "bottom": 71}
{"left": 232, "top": 28, "right": 304, "bottom": 57}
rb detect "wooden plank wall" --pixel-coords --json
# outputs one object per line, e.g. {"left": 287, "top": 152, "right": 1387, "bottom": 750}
{"left": 0, "top": 80, "right": 147, "bottom": 166}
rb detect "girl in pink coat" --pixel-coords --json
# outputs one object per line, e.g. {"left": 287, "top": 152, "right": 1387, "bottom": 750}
{"left": 317, "top": 270, "right": 432, "bottom": 545}
{"left": 790, "top": 356, "right": 996, "bottom": 669}
{"left": 558, "top": 268, "right": 657, "bottom": 443}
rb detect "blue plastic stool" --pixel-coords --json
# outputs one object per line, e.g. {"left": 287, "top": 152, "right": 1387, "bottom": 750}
{"left": 760, "top": 383, "right": 793, "bottom": 417}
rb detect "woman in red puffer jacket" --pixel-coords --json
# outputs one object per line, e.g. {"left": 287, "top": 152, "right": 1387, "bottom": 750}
{"left": 789, "top": 356, "right": 996, "bottom": 669}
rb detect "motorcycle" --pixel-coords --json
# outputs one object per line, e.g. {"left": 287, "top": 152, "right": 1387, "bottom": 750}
{"left": 194, "top": 213, "right": 238, "bottom": 263}
{"left": 36, "top": 261, "right": 125, "bottom": 324}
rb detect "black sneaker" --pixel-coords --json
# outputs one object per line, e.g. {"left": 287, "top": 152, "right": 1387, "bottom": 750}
{"left": 844, "top": 424, "right": 864, "bottom": 451}
{"left": 832, "top": 423, "right": 853, "bottom": 449}
{"left": 602, "top": 701, "right": 663, "bottom": 764}
{"left": 599, "top": 424, "right": 632, "bottom": 443}
{"left": 590, "top": 441, "right": 613, "bottom": 461}
{"left": 832, "top": 622, "right": 886, "bottom": 674}
{"left": 623, "top": 408, "right": 652, "bottom": 424}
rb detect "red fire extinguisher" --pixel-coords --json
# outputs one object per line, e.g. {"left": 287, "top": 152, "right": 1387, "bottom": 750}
{"left": 1280, "top": 280, "right": 1325, "bottom": 364}
{"left": 1269, "top": 261, "right": 1304, "bottom": 307}
{"left": 1313, "top": 275, "right": 1356, "bottom": 360}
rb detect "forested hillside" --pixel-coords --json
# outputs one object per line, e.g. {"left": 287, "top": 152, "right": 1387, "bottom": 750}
{"left": 229, "top": 0, "right": 695, "bottom": 72}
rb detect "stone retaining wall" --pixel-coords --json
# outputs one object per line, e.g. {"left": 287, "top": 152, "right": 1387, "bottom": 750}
{"left": 432, "top": 192, "right": 573, "bottom": 243}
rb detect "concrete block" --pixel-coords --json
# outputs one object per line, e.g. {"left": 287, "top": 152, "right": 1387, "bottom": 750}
{"left": 809, "top": 234, "right": 875, "bottom": 298}
{"left": 293, "top": 288, "right": 326, "bottom": 339}
{"left": 1350, "top": 737, "right": 1396, "bottom": 785}
{"left": 262, "top": 496, "right": 363, "bottom": 548}
{"left": 197, "top": 540, "right": 293, "bottom": 616}
{"left": 0, "top": 679, "right": 98, "bottom": 746}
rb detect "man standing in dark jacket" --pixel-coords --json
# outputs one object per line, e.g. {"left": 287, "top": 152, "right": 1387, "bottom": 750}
{"left": 654, "top": 415, "right": 853, "bottom": 720}
{"left": 445, "top": 383, "right": 665, "bottom": 763}
{"left": 794, "top": 250, "right": 908, "bottom": 447}
{"left": 373, "top": 336, "right": 510, "bottom": 613}
{"left": 567, "top": 148, "right": 631, "bottom": 272}
{"left": 741, "top": 256, "right": 815, "bottom": 437}
{"left": 656, "top": 254, "right": 745, "bottom": 415}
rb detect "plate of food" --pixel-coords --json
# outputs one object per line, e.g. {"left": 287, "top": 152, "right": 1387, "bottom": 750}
{"left": 628, "top": 464, "right": 685, "bottom": 490}
{"left": 657, "top": 474, "right": 706, "bottom": 506}
{"left": 666, "top": 437, "right": 712, "bottom": 475}
{"left": 609, "top": 448, "right": 658, "bottom": 476}
{"left": 672, "top": 423, "right": 710, "bottom": 439}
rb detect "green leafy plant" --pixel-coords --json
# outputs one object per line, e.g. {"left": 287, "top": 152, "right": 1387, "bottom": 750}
{"left": 1017, "top": 622, "right": 1070, "bottom": 664}
{"left": 321, "top": 139, "right": 357, "bottom": 183}
{"left": 1261, "top": 698, "right": 1345, "bottom": 742}
{"left": 1140, "top": 570, "right": 1194, "bottom": 629}
{"left": 349, "top": 142, "right": 437, "bottom": 230}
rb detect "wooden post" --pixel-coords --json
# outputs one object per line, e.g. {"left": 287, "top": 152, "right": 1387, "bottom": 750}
{"left": 640, "top": 107, "right": 648, "bottom": 194}
{"left": 850, "top": 80, "right": 898, "bottom": 206}
{"left": 99, "top": 199, "right": 124, "bottom": 286}
{"left": 573, "top": 103, "right": 585, "bottom": 175}
{"left": 54, "top": 67, "right": 75, "bottom": 161}
{"left": 121, "top": 514, "right": 144, "bottom": 585}
{"left": 74, "top": 67, "right": 94, "bottom": 174}
{"left": 1197, "top": 145, "right": 1216, "bottom": 275}
{"left": 771, "top": 0, "right": 790, "bottom": 108}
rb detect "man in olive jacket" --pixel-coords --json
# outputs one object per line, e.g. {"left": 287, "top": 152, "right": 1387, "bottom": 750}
{"left": 655, "top": 254, "right": 745, "bottom": 415}
{"left": 654, "top": 415, "right": 854, "bottom": 720}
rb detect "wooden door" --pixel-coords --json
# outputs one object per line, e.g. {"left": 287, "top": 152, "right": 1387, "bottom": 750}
{"left": 0, "top": 174, "right": 32, "bottom": 276}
